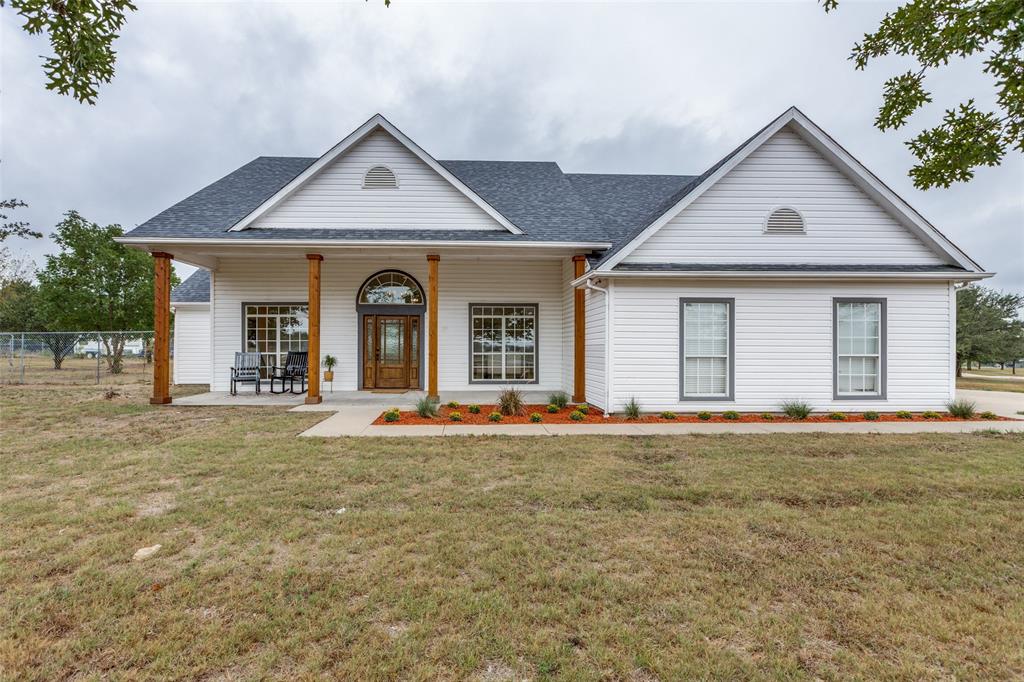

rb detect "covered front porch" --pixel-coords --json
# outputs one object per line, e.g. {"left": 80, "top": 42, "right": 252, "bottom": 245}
{"left": 148, "top": 245, "right": 590, "bottom": 407}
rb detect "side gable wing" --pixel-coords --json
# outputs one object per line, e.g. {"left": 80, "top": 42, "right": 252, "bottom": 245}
{"left": 230, "top": 115, "right": 524, "bottom": 234}
{"left": 597, "top": 108, "right": 984, "bottom": 272}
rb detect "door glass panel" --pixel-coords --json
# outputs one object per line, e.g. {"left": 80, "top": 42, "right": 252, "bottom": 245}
{"left": 379, "top": 319, "right": 405, "bottom": 364}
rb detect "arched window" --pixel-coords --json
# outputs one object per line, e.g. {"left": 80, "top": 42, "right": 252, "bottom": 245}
{"left": 363, "top": 165, "right": 398, "bottom": 189}
{"left": 764, "top": 207, "right": 806, "bottom": 234}
{"left": 358, "top": 271, "right": 424, "bottom": 305}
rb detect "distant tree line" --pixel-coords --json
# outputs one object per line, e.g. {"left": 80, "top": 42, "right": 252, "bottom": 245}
{"left": 0, "top": 210, "right": 175, "bottom": 372}
{"left": 957, "top": 284, "right": 1024, "bottom": 375}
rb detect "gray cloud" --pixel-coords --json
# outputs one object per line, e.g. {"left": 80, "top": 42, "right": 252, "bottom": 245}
{"left": 2, "top": 1, "right": 1021, "bottom": 291}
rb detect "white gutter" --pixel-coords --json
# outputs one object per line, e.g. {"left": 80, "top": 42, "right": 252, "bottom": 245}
{"left": 115, "top": 236, "right": 613, "bottom": 250}
{"left": 585, "top": 278, "right": 612, "bottom": 418}
{"left": 570, "top": 269, "right": 994, "bottom": 287}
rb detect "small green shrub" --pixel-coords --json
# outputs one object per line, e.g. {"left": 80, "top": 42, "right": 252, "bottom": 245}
{"left": 548, "top": 391, "right": 569, "bottom": 409}
{"left": 896, "top": 410, "right": 913, "bottom": 419}
{"left": 449, "top": 411, "right": 463, "bottom": 422}
{"left": 546, "top": 404, "right": 559, "bottom": 414}
{"left": 922, "top": 411, "right": 941, "bottom": 419}
{"left": 697, "top": 411, "right": 712, "bottom": 421}
{"left": 722, "top": 410, "right": 740, "bottom": 420}
{"left": 416, "top": 397, "right": 439, "bottom": 418}
{"left": 576, "top": 403, "right": 590, "bottom": 415}
{"left": 569, "top": 410, "right": 585, "bottom": 421}
{"left": 780, "top": 400, "right": 813, "bottom": 420}
{"left": 660, "top": 411, "right": 677, "bottom": 420}
{"left": 623, "top": 397, "right": 641, "bottom": 420}
{"left": 828, "top": 411, "right": 846, "bottom": 420}
{"left": 863, "top": 411, "right": 880, "bottom": 421}
{"left": 945, "top": 399, "right": 976, "bottom": 419}
{"left": 446, "top": 400, "right": 460, "bottom": 409}
{"left": 467, "top": 404, "right": 481, "bottom": 414}
{"left": 488, "top": 411, "right": 503, "bottom": 422}
{"left": 980, "top": 411, "right": 998, "bottom": 420}
{"left": 383, "top": 409, "right": 400, "bottom": 423}
{"left": 760, "top": 412, "right": 775, "bottom": 421}
{"left": 529, "top": 412, "right": 542, "bottom": 423}
{"left": 497, "top": 387, "right": 525, "bottom": 416}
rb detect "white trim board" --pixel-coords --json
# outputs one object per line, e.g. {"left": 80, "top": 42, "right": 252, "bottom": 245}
{"left": 596, "top": 107, "right": 985, "bottom": 274}
{"left": 227, "top": 113, "right": 524, "bottom": 235}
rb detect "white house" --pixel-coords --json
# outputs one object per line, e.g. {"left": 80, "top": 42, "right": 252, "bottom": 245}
{"left": 121, "top": 108, "right": 991, "bottom": 412}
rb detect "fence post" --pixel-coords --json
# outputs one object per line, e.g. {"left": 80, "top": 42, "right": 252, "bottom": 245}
{"left": 20, "top": 332, "right": 25, "bottom": 384}
{"left": 96, "top": 332, "right": 101, "bottom": 384}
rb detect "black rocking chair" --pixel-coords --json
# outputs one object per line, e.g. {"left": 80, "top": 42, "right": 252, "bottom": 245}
{"left": 230, "top": 352, "right": 262, "bottom": 395}
{"left": 270, "top": 351, "right": 308, "bottom": 394}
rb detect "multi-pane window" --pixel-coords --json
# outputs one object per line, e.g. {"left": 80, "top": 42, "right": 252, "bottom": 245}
{"left": 244, "top": 304, "right": 309, "bottom": 378}
{"left": 470, "top": 305, "right": 537, "bottom": 382}
{"left": 680, "top": 299, "right": 733, "bottom": 399}
{"left": 835, "top": 300, "right": 885, "bottom": 397}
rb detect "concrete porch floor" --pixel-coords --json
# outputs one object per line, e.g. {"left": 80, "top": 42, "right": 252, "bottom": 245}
{"left": 172, "top": 387, "right": 558, "bottom": 412}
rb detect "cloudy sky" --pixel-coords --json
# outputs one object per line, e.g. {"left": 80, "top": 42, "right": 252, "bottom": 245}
{"left": 2, "top": 1, "right": 1021, "bottom": 292}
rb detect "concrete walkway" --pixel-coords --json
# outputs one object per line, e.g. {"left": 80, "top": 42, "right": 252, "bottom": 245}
{"left": 956, "top": 389, "right": 1024, "bottom": 418}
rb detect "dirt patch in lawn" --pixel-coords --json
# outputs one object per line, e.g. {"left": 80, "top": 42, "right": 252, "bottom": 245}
{"left": 373, "top": 405, "right": 1012, "bottom": 426}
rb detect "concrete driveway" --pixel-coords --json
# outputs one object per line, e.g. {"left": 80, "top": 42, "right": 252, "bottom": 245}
{"left": 956, "top": 389, "right": 1024, "bottom": 418}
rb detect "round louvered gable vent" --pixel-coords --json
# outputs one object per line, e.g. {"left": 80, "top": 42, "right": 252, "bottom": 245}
{"left": 363, "top": 165, "right": 398, "bottom": 189}
{"left": 764, "top": 207, "right": 805, "bottom": 234}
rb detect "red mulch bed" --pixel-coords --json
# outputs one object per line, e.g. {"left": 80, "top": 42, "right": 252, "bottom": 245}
{"left": 372, "top": 404, "right": 1012, "bottom": 426}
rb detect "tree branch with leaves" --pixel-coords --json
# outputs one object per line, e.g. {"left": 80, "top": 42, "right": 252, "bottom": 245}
{"left": 823, "top": 0, "right": 1023, "bottom": 188}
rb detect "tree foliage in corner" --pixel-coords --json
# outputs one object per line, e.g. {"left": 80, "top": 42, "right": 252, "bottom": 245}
{"left": 823, "top": 0, "right": 1023, "bottom": 189}
{"left": 955, "top": 284, "right": 1024, "bottom": 376}
{"left": 2, "top": 0, "right": 137, "bottom": 104}
{"left": 36, "top": 211, "right": 174, "bottom": 373}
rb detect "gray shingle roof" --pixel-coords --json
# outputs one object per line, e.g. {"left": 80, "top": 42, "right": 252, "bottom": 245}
{"left": 171, "top": 269, "right": 210, "bottom": 303}
{"left": 123, "top": 155, "right": 699, "bottom": 248}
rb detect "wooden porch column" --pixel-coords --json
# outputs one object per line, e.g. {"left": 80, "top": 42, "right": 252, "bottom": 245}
{"left": 572, "top": 255, "right": 587, "bottom": 403}
{"left": 150, "top": 252, "right": 173, "bottom": 405}
{"left": 427, "top": 254, "right": 440, "bottom": 400}
{"left": 305, "top": 254, "right": 323, "bottom": 405}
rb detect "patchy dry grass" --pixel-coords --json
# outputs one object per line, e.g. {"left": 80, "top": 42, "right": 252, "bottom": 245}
{"left": 957, "top": 376, "right": 1024, "bottom": 393}
{"left": 2, "top": 384, "right": 1023, "bottom": 679}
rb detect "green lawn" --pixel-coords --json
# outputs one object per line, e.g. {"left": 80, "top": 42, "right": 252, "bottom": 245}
{"left": 2, "top": 384, "right": 1023, "bottom": 679}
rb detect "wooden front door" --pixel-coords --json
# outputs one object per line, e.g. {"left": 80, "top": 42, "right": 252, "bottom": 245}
{"left": 363, "top": 315, "right": 420, "bottom": 389}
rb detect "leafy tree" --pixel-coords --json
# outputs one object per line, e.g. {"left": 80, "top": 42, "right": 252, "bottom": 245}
{"left": 823, "top": 0, "right": 1023, "bottom": 189}
{"left": 2, "top": 0, "right": 137, "bottom": 105}
{"left": 0, "top": 250, "right": 80, "bottom": 368}
{"left": 3, "top": 0, "right": 389, "bottom": 105}
{"left": 1, "top": 198, "right": 41, "bottom": 240}
{"left": 36, "top": 210, "right": 173, "bottom": 373}
{"left": 955, "top": 284, "right": 1024, "bottom": 376}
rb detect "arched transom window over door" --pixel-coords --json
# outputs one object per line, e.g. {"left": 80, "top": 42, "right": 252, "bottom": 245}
{"left": 358, "top": 271, "right": 424, "bottom": 305}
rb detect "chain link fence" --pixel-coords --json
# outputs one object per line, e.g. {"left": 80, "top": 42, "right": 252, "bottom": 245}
{"left": 1, "top": 331, "right": 161, "bottom": 386}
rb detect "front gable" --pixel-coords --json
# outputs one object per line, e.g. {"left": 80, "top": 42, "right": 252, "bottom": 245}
{"left": 235, "top": 115, "right": 521, "bottom": 233}
{"left": 623, "top": 126, "right": 946, "bottom": 265}
{"left": 598, "top": 108, "right": 983, "bottom": 273}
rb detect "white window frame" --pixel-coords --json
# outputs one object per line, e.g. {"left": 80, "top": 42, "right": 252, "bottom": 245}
{"left": 833, "top": 298, "right": 887, "bottom": 400}
{"left": 243, "top": 302, "right": 309, "bottom": 379}
{"left": 468, "top": 303, "right": 539, "bottom": 384}
{"left": 679, "top": 298, "right": 735, "bottom": 401}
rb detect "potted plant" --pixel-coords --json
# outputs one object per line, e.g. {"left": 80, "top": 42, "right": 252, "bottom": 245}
{"left": 323, "top": 354, "right": 337, "bottom": 382}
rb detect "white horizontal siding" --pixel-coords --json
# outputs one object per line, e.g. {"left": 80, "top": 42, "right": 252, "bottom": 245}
{"left": 251, "top": 130, "right": 503, "bottom": 231}
{"left": 209, "top": 256, "right": 567, "bottom": 393}
{"left": 584, "top": 285, "right": 607, "bottom": 410}
{"left": 561, "top": 258, "right": 574, "bottom": 395}
{"left": 609, "top": 279, "right": 953, "bottom": 413}
{"left": 625, "top": 128, "right": 947, "bottom": 265}
{"left": 172, "top": 305, "right": 210, "bottom": 385}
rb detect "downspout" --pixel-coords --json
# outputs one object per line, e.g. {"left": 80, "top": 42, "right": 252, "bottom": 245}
{"left": 585, "top": 278, "right": 612, "bottom": 417}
